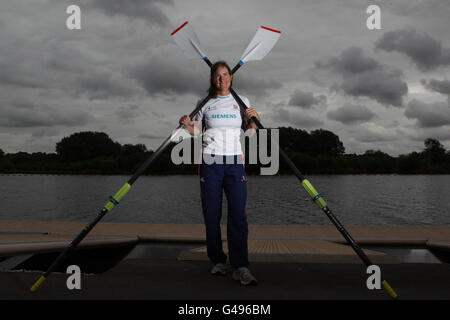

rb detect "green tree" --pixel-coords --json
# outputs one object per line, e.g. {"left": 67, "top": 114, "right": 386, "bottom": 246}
{"left": 121, "top": 143, "right": 147, "bottom": 156}
{"left": 56, "top": 131, "right": 121, "bottom": 161}
{"left": 278, "top": 127, "right": 312, "bottom": 154}
{"left": 310, "top": 129, "right": 345, "bottom": 156}
{"left": 422, "top": 138, "right": 446, "bottom": 162}
{"left": 364, "top": 149, "right": 390, "bottom": 157}
{"left": 118, "top": 143, "right": 148, "bottom": 173}
{"left": 398, "top": 152, "right": 422, "bottom": 174}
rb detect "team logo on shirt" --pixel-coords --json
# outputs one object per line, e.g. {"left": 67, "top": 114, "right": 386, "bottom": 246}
{"left": 211, "top": 114, "right": 237, "bottom": 119}
{"left": 233, "top": 105, "right": 239, "bottom": 110}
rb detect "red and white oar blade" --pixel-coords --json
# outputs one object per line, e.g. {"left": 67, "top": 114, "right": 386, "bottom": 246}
{"left": 240, "top": 26, "right": 281, "bottom": 64}
{"left": 171, "top": 21, "right": 207, "bottom": 60}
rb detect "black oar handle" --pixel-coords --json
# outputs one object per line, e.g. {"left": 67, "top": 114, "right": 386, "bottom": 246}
{"left": 44, "top": 208, "right": 107, "bottom": 277}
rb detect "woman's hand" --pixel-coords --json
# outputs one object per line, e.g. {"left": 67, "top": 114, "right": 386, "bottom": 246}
{"left": 245, "top": 108, "right": 260, "bottom": 121}
{"left": 244, "top": 108, "right": 260, "bottom": 132}
{"left": 179, "top": 115, "right": 200, "bottom": 136}
{"left": 179, "top": 115, "right": 192, "bottom": 126}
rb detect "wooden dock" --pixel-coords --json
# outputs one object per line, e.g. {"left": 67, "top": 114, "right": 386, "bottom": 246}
{"left": 1, "top": 220, "right": 450, "bottom": 264}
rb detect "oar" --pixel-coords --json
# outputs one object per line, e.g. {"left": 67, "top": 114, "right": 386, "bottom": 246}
{"left": 181, "top": 24, "right": 398, "bottom": 299}
{"left": 230, "top": 90, "right": 398, "bottom": 298}
{"left": 28, "top": 97, "right": 209, "bottom": 292}
{"left": 172, "top": 21, "right": 281, "bottom": 71}
{"left": 29, "top": 21, "right": 280, "bottom": 293}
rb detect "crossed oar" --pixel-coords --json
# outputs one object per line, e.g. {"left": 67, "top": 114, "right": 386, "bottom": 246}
{"left": 29, "top": 21, "right": 282, "bottom": 293}
{"left": 30, "top": 21, "right": 397, "bottom": 299}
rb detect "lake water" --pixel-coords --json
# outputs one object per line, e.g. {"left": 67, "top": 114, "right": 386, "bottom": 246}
{"left": 1, "top": 174, "right": 449, "bottom": 226}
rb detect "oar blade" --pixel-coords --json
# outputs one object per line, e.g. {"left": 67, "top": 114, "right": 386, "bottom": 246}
{"left": 171, "top": 21, "right": 206, "bottom": 60}
{"left": 240, "top": 26, "right": 281, "bottom": 63}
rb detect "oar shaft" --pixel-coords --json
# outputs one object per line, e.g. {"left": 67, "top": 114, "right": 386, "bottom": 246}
{"left": 229, "top": 89, "right": 397, "bottom": 298}
{"left": 30, "top": 61, "right": 247, "bottom": 292}
{"left": 46, "top": 208, "right": 107, "bottom": 276}
{"left": 30, "top": 95, "right": 210, "bottom": 291}
{"left": 231, "top": 89, "right": 363, "bottom": 253}
{"left": 30, "top": 208, "right": 107, "bottom": 292}
{"left": 322, "top": 207, "right": 372, "bottom": 266}
{"left": 231, "top": 61, "right": 243, "bottom": 74}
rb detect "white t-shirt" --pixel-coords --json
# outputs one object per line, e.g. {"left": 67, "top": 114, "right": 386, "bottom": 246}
{"left": 194, "top": 94, "right": 250, "bottom": 155}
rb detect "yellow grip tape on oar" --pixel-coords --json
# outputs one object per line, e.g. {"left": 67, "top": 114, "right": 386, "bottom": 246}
{"left": 104, "top": 183, "right": 131, "bottom": 211}
{"left": 382, "top": 280, "right": 398, "bottom": 299}
{"left": 30, "top": 275, "right": 46, "bottom": 292}
{"left": 301, "top": 179, "right": 327, "bottom": 209}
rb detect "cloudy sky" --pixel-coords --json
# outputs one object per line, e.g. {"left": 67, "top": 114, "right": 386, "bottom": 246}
{"left": 1, "top": 0, "right": 449, "bottom": 156}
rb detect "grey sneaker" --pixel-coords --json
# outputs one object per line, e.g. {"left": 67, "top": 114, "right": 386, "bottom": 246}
{"left": 211, "top": 263, "right": 227, "bottom": 276}
{"left": 232, "top": 267, "right": 257, "bottom": 285}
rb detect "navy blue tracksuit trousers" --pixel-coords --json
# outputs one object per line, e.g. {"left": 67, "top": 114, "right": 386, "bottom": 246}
{"left": 199, "top": 155, "right": 249, "bottom": 268}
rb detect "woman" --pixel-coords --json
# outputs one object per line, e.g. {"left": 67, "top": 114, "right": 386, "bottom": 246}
{"left": 179, "top": 61, "right": 260, "bottom": 285}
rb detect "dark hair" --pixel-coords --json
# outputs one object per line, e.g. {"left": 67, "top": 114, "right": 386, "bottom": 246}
{"left": 207, "top": 61, "right": 233, "bottom": 98}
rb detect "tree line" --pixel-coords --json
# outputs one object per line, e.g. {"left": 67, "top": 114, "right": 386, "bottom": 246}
{"left": 0, "top": 129, "right": 449, "bottom": 174}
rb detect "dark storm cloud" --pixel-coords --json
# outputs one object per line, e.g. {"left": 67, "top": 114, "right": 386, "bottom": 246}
{"left": 354, "top": 129, "right": 397, "bottom": 143}
{"left": 340, "top": 68, "right": 407, "bottom": 107}
{"left": 130, "top": 58, "right": 282, "bottom": 98}
{"left": 11, "top": 98, "right": 35, "bottom": 110}
{"left": 233, "top": 75, "right": 282, "bottom": 97}
{"left": 0, "top": 100, "right": 93, "bottom": 128}
{"left": 138, "top": 133, "right": 165, "bottom": 139}
{"left": 421, "top": 79, "right": 450, "bottom": 95}
{"left": 72, "top": 72, "right": 137, "bottom": 100}
{"left": 116, "top": 105, "right": 141, "bottom": 118}
{"left": 32, "top": 128, "right": 60, "bottom": 138}
{"left": 375, "top": 29, "right": 450, "bottom": 71}
{"left": 115, "top": 105, "right": 144, "bottom": 123}
{"left": 80, "top": 0, "right": 173, "bottom": 27}
{"left": 273, "top": 108, "right": 323, "bottom": 128}
{"left": 316, "top": 47, "right": 408, "bottom": 107}
{"left": 0, "top": 61, "right": 40, "bottom": 89}
{"left": 151, "top": 111, "right": 166, "bottom": 119}
{"left": 404, "top": 99, "right": 450, "bottom": 128}
{"left": 129, "top": 54, "right": 206, "bottom": 97}
{"left": 391, "top": 0, "right": 450, "bottom": 19}
{"left": 288, "top": 89, "right": 326, "bottom": 109}
{"left": 316, "top": 47, "right": 379, "bottom": 76}
{"left": 327, "top": 104, "right": 376, "bottom": 124}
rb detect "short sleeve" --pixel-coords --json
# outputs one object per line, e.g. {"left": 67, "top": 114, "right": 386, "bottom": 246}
{"left": 241, "top": 96, "right": 250, "bottom": 120}
{"left": 193, "top": 97, "right": 205, "bottom": 121}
